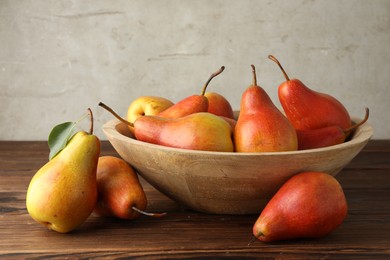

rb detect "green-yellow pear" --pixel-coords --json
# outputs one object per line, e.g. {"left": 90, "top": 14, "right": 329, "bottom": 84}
{"left": 127, "top": 96, "right": 173, "bottom": 126}
{"left": 26, "top": 130, "right": 100, "bottom": 233}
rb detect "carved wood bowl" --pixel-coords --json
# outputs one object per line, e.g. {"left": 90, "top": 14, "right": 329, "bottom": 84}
{"left": 102, "top": 117, "right": 373, "bottom": 215}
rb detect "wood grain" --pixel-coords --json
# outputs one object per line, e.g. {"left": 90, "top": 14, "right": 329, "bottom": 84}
{"left": 0, "top": 140, "right": 389, "bottom": 259}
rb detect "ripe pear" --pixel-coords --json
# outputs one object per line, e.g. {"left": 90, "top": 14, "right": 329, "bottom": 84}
{"left": 94, "top": 156, "right": 148, "bottom": 219}
{"left": 135, "top": 112, "right": 234, "bottom": 152}
{"left": 157, "top": 66, "right": 225, "bottom": 118}
{"left": 297, "top": 108, "right": 369, "bottom": 150}
{"left": 269, "top": 55, "right": 352, "bottom": 130}
{"left": 252, "top": 172, "right": 347, "bottom": 243}
{"left": 26, "top": 130, "right": 100, "bottom": 233}
{"left": 205, "top": 92, "right": 235, "bottom": 119}
{"left": 99, "top": 102, "right": 234, "bottom": 152}
{"left": 234, "top": 65, "right": 298, "bottom": 152}
{"left": 127, "top": 96, "right": 174, "bottom": 124}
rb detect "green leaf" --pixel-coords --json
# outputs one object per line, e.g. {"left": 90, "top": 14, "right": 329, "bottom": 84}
{"left": 48, "top": 122, "right": 78, "bottom": 160}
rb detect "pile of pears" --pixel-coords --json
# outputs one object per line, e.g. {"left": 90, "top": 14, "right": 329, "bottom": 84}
{"left": 26, "top": 55, "right": 368, "bottom": 242}
{"left": 101, "top": 55, "right": 369, "bottom": 153}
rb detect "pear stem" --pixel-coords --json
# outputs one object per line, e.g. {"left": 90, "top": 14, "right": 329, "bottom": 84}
{"left": 247, "top": 231, "right": 263, "bottom": 246}
{"left": 200, "top": 66, "right": 225, "bottom": 96}
{"left": 343, "top": 107, "right": 369, "bottom": 135}
{"left": 98, "top": 102, "right": 134, "bottom": 127}
{"left": 132, "top": 206, "right": 167, "bottom": 218}
{"left": 268, "top": 55, "right": 290, "bottom": 81}
{"left": 251, "top": 64, "right": 257, "bottom": 86}
{"left": 87, "top": 108, "right": 94, "bottom": 135}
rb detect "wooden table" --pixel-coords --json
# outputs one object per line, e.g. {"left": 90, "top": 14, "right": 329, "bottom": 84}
{"left": 0, "top": 140, "right": 389, "bottom": 259}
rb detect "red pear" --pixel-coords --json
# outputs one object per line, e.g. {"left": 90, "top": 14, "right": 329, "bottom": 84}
{"left": 234, "top": 65, "right": 297, "bottom": 152}
{"left": 252, "top": 171, "right": 347, "bottom": 243}
{"left": 94, "top": 156, "right": 148, "bottom": 220}
{"left": 269, "top": 55, "right": 352, "bottom": 130}
{"left": 297, "top": 107, "right": 369, "bottom": 150}
{"left": 157, "top": 66, "right": 225, "bottom": 118}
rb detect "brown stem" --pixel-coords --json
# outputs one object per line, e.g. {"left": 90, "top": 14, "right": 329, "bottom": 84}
{"left": 87, "top": 108, "right": 94, "bottom": 135}
{"left": 200, "top": 66, "right": 225, "bottom": 96}
{"left": 98, "top": 102, "right": 134, "bottom": 127}
{"left": 344, "top": 107, "right": 370, "bottom": 135}
{"left": 251, "top": 64, "right": 257, "bottom": 86}
{"left": 247, "top": 232, "right": 262, "bottom": 246}
{"left": 268, "top": 55, "right": 290, "bottom": 81}
{"left": 132, "top": 206, "right": 167, "bottom": 218}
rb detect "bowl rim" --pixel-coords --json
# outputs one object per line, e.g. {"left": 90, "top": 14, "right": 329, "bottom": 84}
{"left": 102, "top": 117, "right": 373, "bottom": 156}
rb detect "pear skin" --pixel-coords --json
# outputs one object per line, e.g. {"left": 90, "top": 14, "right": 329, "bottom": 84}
{"left": 297, "top": 108, "right": 369, "bottom": 150}
{"left": 127, "top": 96, "right": 174, "bottom": 123}
{"left": 26, "top": 131, "right": 100, "bottom": 233}
{"left": 205, "top": 92, "right": 235, "bottom": 119}
{"left": 252, "top": 172, "right": 347, "bottom": 242}
{"left": 134, "top": 112, "right": 234, "bottom": 152}
{"left": 157, "top": 66, "right": 225, "bottom": 118}
{"left": 234, "top": 65, "right": 298, "bottom": 152}
{"left": 94, "top": 156, "right": 147, "bottom": 220}
{"left": 269, "top": 55, "right": 352, "bottom": 130}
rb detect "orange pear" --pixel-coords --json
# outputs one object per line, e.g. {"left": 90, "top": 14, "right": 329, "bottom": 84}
{"left": 205, "top": 92, "right": 235, "bottom": 119}
{"left": 234, "top": 65, "right": 297, "bottom": 152}
{"left": 94, "top": 156, "right": 148, "bottom": 220}
{"left": 157, "top": 66, "right": 225, "bottom": 118}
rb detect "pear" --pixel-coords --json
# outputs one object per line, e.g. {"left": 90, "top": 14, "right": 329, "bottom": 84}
{"left": 99, "top": 102, "right": 234, "bottom": 152}
{"left": 157, "top": 66, "right": 225, "bottom": 118}
{"left": 269, "top": 55, "right": 352, "bottom": 130}
{"left": 234, "top": 65, "right": 298, "bottom": 152}
{"left": 251, "top": 172, "right": 347, "bottom": 243}
{"left": 297, "top": 108, "right": 369, "bottom": 150}
{"left": 127, "top": 96, "right": 174, "bottom": 126}
{"left": 26, "top": 111, "right": 100, "bottom": 233}
{"left": 205, "top": 91, "right": 235, "bottom": 119}
{"left": 94, "top": 156, "right": 148, "bottom": 219}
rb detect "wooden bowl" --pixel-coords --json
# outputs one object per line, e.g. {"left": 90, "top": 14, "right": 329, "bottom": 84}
{"left": 102, "top": 117, "right": 373, "bottom": 215}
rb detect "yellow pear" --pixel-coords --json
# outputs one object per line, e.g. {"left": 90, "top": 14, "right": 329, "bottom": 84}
{"left": 26, "top": 130, "right": 100, "bottom": 233}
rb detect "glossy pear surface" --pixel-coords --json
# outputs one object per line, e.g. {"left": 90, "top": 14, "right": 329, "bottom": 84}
{"left": 253, "top": 171, "right": 347, "bottom": 242}
{"left": 134, "top": 112, "right": 234, "bottom": 152}
{"left": 235, "top": 85, "right": 298, "bottom": 152}
{"left": 278, "top": 79, "right": 351, "bottom": 130}
{"left": 95, "top": 156, "right": 147, "bottom": 219}
{"left": 205, "top": 92, "right": 235, "bottom": 119}
{"left": 157, "top": 94, "right": 208, "bottom": 118}
{"left": 26, "top": 131, "right": 100, "bottom": 233}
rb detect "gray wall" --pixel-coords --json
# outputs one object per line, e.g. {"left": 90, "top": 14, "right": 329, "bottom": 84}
{"left": 1, "top": 0, "right": 389, "bottom": 140}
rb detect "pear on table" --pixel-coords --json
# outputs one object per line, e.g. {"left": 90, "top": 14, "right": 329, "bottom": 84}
{"left": 95, "top": 156, "right": 166, "bottom": 219}
{"left": 26, "top": 109, "right": 100, "bottom": 233}
{"left": 251, "top": 171, "right": 348, "bottom": 243}
{"left": 234, "top": 65, "right": 298, "bottom": 152}
{"left": 269, "top": 55, "right": 352, "bottom": 130}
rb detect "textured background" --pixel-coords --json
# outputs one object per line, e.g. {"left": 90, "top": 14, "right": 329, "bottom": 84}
{"left": 1, "top": 0, "right": 389, "bottom": 140}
